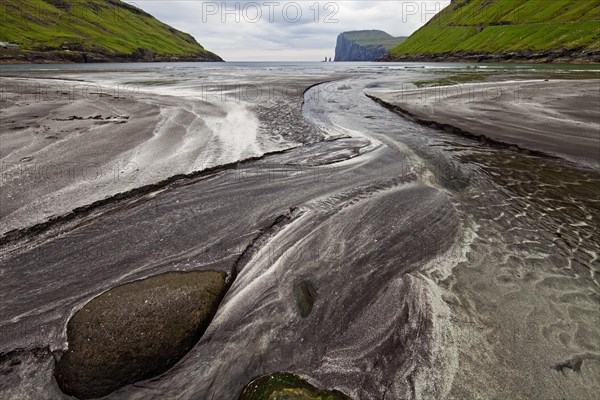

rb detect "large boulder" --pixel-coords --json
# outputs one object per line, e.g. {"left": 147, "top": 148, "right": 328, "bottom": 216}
{"left": 240, "top": 372, "right": 353, "bottom": 400}
{"left": 55, "top": 271, "right": 227, "bottom": 399}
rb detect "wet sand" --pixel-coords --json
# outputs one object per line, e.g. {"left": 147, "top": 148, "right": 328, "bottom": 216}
{"left": 363, "top": 76, "right": 600, "bottom": 400}
{"left": 1, "top": 64, "right": 599, "bottom": 400}
{"left": 1, "top": 68, "right": 460, "bottom": 399}
{"left": 365, "top": 80, "right": 600, "bottom": 168}
{"left": 0, "top": 74, "right": 336, "bottom": 236}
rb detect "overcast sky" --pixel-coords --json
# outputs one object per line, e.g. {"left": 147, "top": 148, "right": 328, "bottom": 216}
{"left": 131, "top": 1, "right": 450, "bottom": 61}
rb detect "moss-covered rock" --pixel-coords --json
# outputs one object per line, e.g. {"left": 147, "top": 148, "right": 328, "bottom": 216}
{"left": 55, "top": 271, "right": 227, "bottom": 399}
{"left": 239, "top": 372, "right": 353, "bottom": 400}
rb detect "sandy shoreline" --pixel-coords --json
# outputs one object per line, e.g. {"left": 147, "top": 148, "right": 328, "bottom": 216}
{"left": 378, "top": 50, "right": 600, "bottom": 64}
{"left": 365, "top": 79, "right": 600, "bottom": 168}
{"left": 1, "top": 65, "right": 599, "bottom": 400}
{"left": 0, "top": 74, "right": 336, "bottom": 236}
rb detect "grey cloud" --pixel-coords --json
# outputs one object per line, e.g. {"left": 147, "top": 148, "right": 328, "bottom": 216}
{"left": 131, "top": 1, "right": 450, "bottom": 61}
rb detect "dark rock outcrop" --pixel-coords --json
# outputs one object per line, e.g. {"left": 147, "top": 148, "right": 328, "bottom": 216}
{"left": 377, "top": 49, "right": 600, "bottom": 64}
{"left": 0, "top": 48, "right": 222, "bottom": 64}
{"left": 240, "top": 372, "right": 353, "bottom": 400}
{"left": 334, "top": 30, "right": 406, "bottom": 62}
{"left": 54, "top": 271, "right": 227, "bottom": 399}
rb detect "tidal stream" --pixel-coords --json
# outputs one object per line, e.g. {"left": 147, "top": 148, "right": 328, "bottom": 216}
{"left": 1, "top": 63, "right": 598, "bottom": 399}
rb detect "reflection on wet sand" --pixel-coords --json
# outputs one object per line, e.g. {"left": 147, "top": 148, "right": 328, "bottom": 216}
{"left": 0, "top": 63, "right": 598, "bottom": 399}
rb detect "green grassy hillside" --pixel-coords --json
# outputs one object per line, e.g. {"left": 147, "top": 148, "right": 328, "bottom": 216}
{"left": 0, "top": 0, "right": 221, "bottom": 61}
{"left": 389, "top": 0, "right": 600, "bottom": 59}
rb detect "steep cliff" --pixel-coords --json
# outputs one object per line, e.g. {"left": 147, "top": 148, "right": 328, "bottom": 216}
{"left": 0, "top": 0, "right": 222, "bottom": 63}
{"left": 335, "top": 30, "right": 407, "bottom": 61}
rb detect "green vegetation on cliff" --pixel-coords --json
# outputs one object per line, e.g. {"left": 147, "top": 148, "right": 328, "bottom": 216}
{"left": 342, "top": 30, "right": 407, "bottom": 50}
{"left": 389, "top": 0, "right": 599, "bottom": 58}
{"left": 0, "top": 0, "right": 221, "bottom": 61}
{"left": 335, "top": 30, "right": 407, "bottom": 61}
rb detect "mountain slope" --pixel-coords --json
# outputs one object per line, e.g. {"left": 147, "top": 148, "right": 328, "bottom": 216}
{"left": 384, "top": 0, "right": 600, "bottom": 62}
{"left": 335, "top": 30, "right": 407, "bottom": 61}
{"left": 0, "top": 0, "right": 222, "bottom": 62}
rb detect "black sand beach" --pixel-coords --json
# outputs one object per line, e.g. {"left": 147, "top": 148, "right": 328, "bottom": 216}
{"left": 365, "top": 79, "right": 600, "bottom": 168}
{"left": 1, "top": 63, "right": 599, "bottom": 399}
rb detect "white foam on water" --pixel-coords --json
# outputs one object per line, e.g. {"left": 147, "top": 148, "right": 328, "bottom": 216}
{"left": 204, "top": 102, "right": 262, "bottom": 164}
{"left": 413, "top": 218, "right": 480, "bottom": 398}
